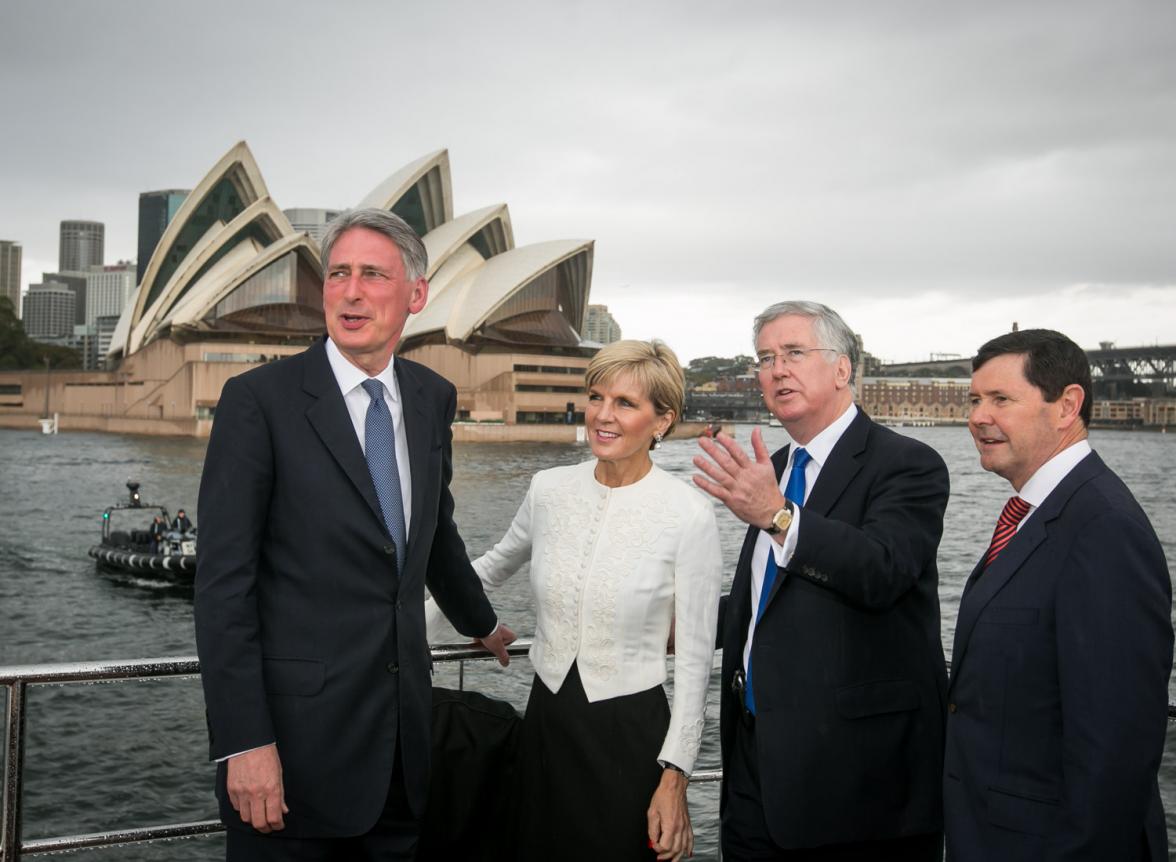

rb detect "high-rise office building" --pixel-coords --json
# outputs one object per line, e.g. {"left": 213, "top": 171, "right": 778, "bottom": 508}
{"left": 59, "top": 220, "right": 105, "bottom": 272}
{"left": 85, "top": 261, "right": 137, "bottom": 325}
{"left": 23, "top": 281, "right": 76, "bottom": 341}
{"left": 0, "top": 240, "right": 20, "bottom": 316}
{"left": 283, "top": 208, "right": 342, "bottom": 244}
{"left": 138, "top": 190, "right": 190, "bottom": 282}
{"left": 40, "top": 272, "right": 87, "bottom": 325}
{"left": 581, "top": 303, "right": 622, "bottom": 345}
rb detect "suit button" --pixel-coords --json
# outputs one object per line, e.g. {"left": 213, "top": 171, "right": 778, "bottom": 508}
{"left": 383, "top": 544, "right": 395, "bottom": 555}
{"left": 948, "top": 702, "right": 957, "bottom": 713}
{"left": 386, "top": 663, "right": 399, "bottom": 674}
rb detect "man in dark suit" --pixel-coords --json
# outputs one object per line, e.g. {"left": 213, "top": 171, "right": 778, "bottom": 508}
{"left": 945, "top": 329, "right": 1172, "bottom": 861}
{"left": 694, "top": 301, "right": 949, "bottom": 861}
{"left": 171, "top": 508, "right": 193, "bottom": 532}
{"left": 195, "top": 208, "right": 514, "bottom": 860}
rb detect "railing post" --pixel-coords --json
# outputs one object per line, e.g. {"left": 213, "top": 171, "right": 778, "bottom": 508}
{"left": 2, "top": 681, "right": 27, "bottom": 862}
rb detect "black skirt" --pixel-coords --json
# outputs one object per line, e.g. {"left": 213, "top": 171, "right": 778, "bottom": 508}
{"left": 517, "top": 661, "right": 668, "bottom": 862}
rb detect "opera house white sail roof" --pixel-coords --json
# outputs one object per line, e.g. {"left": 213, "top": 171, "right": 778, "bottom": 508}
{"left": 110, "top": 142, "right": 594, "bottom": 362}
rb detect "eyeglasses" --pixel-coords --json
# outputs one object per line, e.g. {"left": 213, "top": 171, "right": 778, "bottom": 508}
{"left": 756, "top": 348, "right": 839, "bottom": 370}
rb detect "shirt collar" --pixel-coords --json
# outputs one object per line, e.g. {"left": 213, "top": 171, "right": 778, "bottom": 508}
{"left": 792, "top": 403, "right": 858, "bottom": 469}
{"left": 324, "top": 337, "right": 400, "bottom": 404}
{"left": 1017, "top": 439, "right": 1092, "bottom": 507}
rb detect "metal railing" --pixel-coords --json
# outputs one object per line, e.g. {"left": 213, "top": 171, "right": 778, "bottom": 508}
{"left": 3, "top": 651, "right": 1171, "bottom": 860}
{"left": 1, "top": 643, "right": 717, "bottom": 859}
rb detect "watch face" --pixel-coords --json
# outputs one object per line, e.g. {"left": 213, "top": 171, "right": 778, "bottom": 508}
{"left": 773, "top": 507, "right": 793, "bottom": 532}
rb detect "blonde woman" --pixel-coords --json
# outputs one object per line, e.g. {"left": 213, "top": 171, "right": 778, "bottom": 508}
{"left": 443, "top": 340, "right": 722, "bottom": 862}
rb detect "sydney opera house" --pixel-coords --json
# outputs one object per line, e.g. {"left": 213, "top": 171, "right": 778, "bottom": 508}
{"left": 0, "top": 142, "right": 597, "bottom": 437}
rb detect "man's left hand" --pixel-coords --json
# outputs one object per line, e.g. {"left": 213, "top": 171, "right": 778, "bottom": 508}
{"left": 693, "top": 428, "right": 784, "bottom": 529}
{"left": 476, "top": 623, "right": 517, "bottom": 666}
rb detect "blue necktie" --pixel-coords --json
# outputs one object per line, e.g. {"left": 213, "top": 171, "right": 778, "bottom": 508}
{"left": 361, "top": 379, "right": 407, "bottom": 573}
{"left": 745, "top": 447, "right": 811, "bottom": 715}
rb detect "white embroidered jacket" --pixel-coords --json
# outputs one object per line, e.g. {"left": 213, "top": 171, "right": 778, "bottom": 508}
{"left": 472, "top": 459, "right": 722, "bottom": 774}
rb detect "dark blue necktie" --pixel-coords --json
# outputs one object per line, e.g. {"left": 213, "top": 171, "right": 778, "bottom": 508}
{"left": 361, "top": 379, "right": 407, "bottom": 573}
{"left": 745, "top": 447, "right": 811, "bottom": 715}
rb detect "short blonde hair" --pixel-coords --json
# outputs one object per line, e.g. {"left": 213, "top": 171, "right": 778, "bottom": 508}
{"left": 585, "top": 340, "right": 685, "bottom": 446}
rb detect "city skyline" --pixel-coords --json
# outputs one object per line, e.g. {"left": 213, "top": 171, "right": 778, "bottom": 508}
{"left": 1, "top": 0, "right": 1173, "bottom": 364}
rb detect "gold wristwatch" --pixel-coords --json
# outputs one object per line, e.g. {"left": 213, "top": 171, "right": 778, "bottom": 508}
{"left": 765, "top": 499, "right": 795, "bottom": 535}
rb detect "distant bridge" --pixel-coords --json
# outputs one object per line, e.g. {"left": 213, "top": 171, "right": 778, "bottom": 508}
{"left": 874, "top": 344, "right": 1176, "bottom": 396}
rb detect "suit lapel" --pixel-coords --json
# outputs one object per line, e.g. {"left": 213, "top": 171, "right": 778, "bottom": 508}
{"left": 760, "top": 413, "right": 869, "bottom": 611}
{"left": 949, "top": 451, "right": 1106, "bottom": 686}
{"left": 302, "top": 340, "right": 387, "bottom": 531}
{"left": 395, "top": 358, "right": 431, "bottom": 556}
{"left": 802, "top": 410, "right": 869, "bottom": 517}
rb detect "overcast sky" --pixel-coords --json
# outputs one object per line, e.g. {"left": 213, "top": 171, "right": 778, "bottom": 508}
{"left": 2, "top": 0, "right": 1173, "bottom": 363}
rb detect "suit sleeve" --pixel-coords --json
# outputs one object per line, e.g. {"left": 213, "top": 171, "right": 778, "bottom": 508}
{"left": 1053, "top": 509, "right": 1173, "bottom": 861}
{"left": 193, "top": 375, "right": 276, "bottom": 760}
{"left": 788, "top": 439, "right": 949, "bottom": 610}
{"left": 422, "top": 382, "right": 498, "bottom": 639}
{"left": 424, "top": 476, "right": 535, "bottom": 641}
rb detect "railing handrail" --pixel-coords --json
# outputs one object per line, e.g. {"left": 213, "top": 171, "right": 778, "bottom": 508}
{"left": 2, "top": 643, "right": 534, "bottom": 860}
{"left": 5, "top": 648, "right": 1175, "bottom": 860}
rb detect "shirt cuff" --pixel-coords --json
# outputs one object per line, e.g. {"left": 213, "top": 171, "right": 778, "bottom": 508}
{"left": 217, "top": 742, "right": 275, "bottom": 763}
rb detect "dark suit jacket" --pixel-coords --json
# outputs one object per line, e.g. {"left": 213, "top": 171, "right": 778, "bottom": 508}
{"left": 194, "top": 339, "right": 497, "bottom": 838}
{"left": 944, "top": 451, "right": 1173, "bottom": 862}
{"left": 718, "top": 410, "right": 950, "bottom": 848}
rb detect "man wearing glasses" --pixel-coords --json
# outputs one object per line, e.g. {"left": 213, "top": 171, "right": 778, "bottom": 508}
{"left": 694, "top": 301, "right": 950, "bottom": 860}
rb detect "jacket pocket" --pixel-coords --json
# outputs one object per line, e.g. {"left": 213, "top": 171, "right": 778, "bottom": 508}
{"left": 835, "top": 679, "right": 919, "bottom": 719}
{"left": 262, "top": 657, "right": 325, "bottom": 696}
{"left": 980, "top": 606, "right": 1039, "bottom": 626}
{"left": 986, "top": 785, "right": 1060, "bottom": 835}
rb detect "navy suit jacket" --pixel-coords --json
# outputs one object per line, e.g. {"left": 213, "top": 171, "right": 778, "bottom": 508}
{"left": 718, "top": 411, "right": 950, "bottom": 848}
{"left": 944, "top": 450, "right": 1173, "bottom": 861}
{"left": 194, "top": 339, "right": 497, "bottom": 837}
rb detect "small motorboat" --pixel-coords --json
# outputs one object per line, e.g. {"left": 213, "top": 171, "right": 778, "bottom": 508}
{"left": 88, "top": 482, "right": 197, "bottom": 579}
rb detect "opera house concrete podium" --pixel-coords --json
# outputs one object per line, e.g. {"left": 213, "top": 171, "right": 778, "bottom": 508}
{"left": 0, "top": 142, "right": 597, "bottom": 438}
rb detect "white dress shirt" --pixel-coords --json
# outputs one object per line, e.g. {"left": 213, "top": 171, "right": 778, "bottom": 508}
{"left": 325, "top": 338, "right": 413, "bottom": 532}
{"left": 458, "top": 459, "right": 723, "bottom": 774}
{"left": 743, "top": 403, "right": 858, "bottom": 673}
{"left": 1011, "top": 439, "right": 1093, "bottom": 530}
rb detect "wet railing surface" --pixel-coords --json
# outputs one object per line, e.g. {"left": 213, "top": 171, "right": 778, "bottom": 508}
{"left": 2, "top": 651, "right": 1172, "bottom": 860}
{"left": 1, "top": 643, "right": 718, "bottom": 860}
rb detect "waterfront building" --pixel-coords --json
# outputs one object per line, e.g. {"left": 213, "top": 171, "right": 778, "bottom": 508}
{"left": 858, "top": 377, "right": 972, "bottom": 424}
{"left": 0, "top": 141, "right": 598, "bottom": 437}
{"left": 283, "top": 207, "right": 342, "bottom": 244}
{"left": 1090, "top": 397, "right": 1176, "bottom": 428}
{"left": 137, "top": 190, "right": 190, "bottom": 283}
{"left": 0, "top": 239, "right": 21, "bottom": 316}
{"left": 59, "top": 220, "right": 104, "bottom": 272}
{"left": 22, "top": 281, "right": 76, "bottom": 341}
{"left": 581, "top": 303, "right": 621, "bottom": 344}
{"left": 84, "top": 262, "right": 137, "bottom": 325}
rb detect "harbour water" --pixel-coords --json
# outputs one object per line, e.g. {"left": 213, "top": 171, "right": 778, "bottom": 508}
{"left": 1, "top": 424, "right": 1174, "bottom": 860}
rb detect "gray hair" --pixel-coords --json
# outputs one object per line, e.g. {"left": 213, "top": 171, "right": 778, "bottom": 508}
{"left": 319, "top": 208, "right": 428, "bottom": 281}
{"left": 753, "top": 300, "right": 860, "bottom": 381}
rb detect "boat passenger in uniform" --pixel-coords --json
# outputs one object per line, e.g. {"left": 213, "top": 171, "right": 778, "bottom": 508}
{"left": 694, "top": 300, "right": 949, "bottom": 861}
{"left": 945, "top": 329, "right": 1173, "bottom": 861}
{"left": 149, "top": 515, "right": 166, "bottom": 553}
{"left": 428, "top": 339, "right": 722, "bottom": 862}
{"left": 171, "top": 508, "right": 193, "bottom": 533}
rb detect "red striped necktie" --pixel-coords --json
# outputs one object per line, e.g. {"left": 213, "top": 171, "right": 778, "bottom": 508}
{"left": 983, "top": 496, "right": 1031, "bottom": 568}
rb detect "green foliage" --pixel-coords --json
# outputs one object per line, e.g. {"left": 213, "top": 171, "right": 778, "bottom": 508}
{"left": 0, "top": 297, "right": 83, "bottom": 370}
{"left": 685, "top": 354, "right": 756, "bottom": 387}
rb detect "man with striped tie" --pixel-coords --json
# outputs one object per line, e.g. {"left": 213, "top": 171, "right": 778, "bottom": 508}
{"left": 945, "top": 329, "right": 1172, "bottom": 861}
{"left": 694, "top": 301, "right": 950, "bottom": 860}
{"left": 195, "top": 208, "right": 514, "bottom": 860}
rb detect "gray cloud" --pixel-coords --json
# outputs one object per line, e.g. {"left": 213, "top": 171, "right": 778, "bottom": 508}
{"left": 2, "top": 0, "right": 1173, "bottom": 361}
